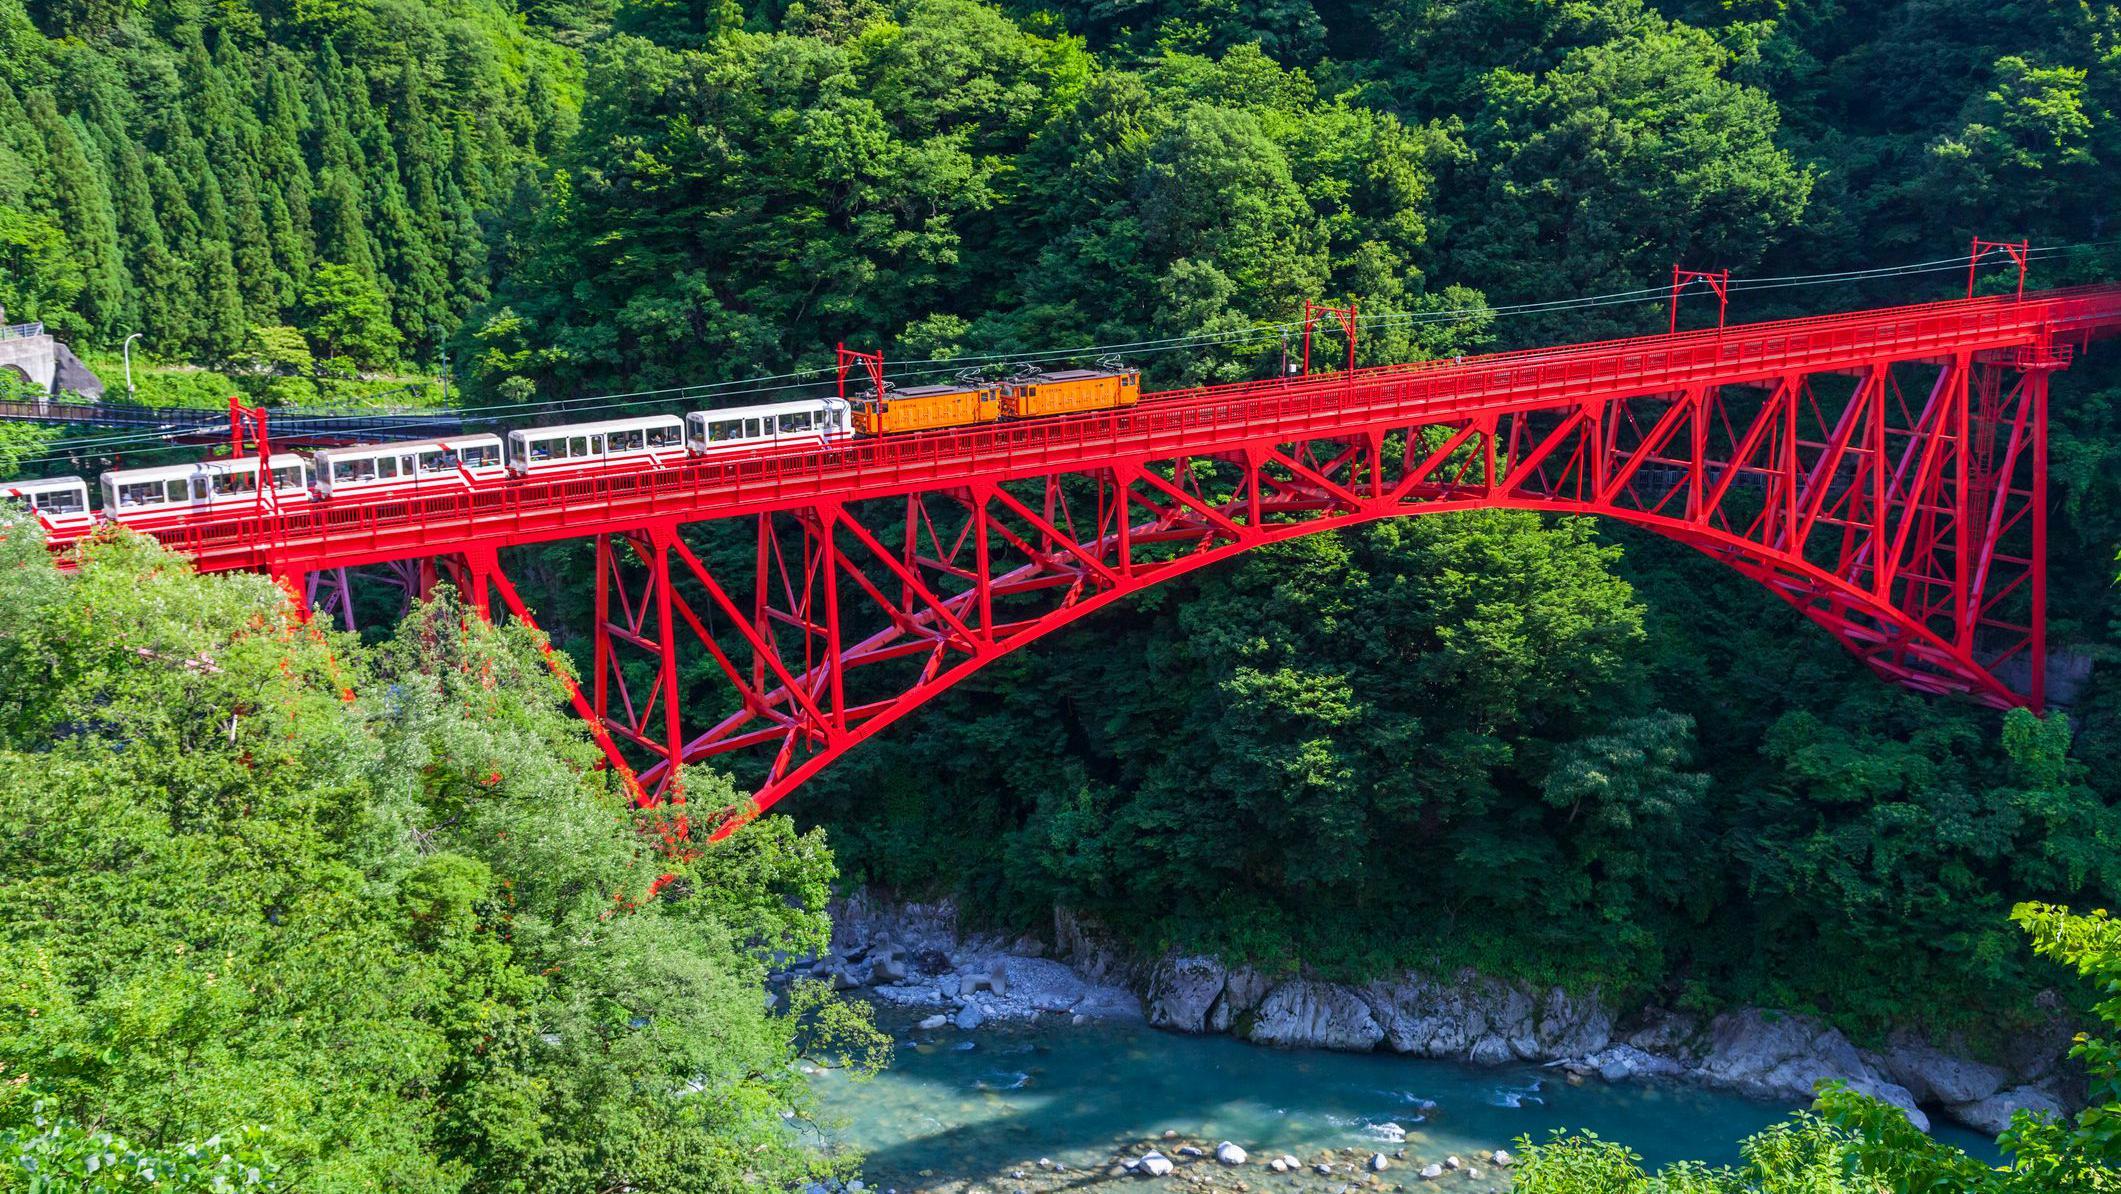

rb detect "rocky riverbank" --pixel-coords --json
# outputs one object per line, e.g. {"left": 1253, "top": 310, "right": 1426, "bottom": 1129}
{"left": 1139, "top": 956, "right": 2076, "bottom": 1136}
{"left": 802, "top": 890, "right": 2080, "bottom": 1140}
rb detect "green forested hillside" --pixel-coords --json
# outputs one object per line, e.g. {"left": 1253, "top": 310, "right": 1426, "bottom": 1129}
{"left": 0, "top": 0, "right": 573, "bottom": 382}
{"left": 2, "top": 0, "right": 2112, "bottom": 389}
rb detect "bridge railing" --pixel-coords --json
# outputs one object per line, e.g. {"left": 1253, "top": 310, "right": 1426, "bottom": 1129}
{"left": 0, "top": 322, "right": 45, "bottom": 342}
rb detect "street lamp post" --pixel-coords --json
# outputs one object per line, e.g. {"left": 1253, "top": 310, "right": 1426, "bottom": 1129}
{"left": 122, "top": 332, "right": 143, "bottom": 400}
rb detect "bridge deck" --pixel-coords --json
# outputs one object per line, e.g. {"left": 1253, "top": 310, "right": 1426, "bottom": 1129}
{"left": 124, "top": 285, "right": 2121, "bottom": 576}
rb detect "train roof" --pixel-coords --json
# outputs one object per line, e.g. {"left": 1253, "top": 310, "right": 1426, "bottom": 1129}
{"left": 103, "top": 453, "right": 307, "bottom": 483}
{"left": 313, "top": 433, "right": 502, "bottom": 458}
{"left": 1020, "top": 368, "right": 1134, "bottom": 382}
{"left": 1, "top": 476, "right": 88, "bottom": 494}
{"left": 690, "top": 397, "right": 844, "bottom": 421}
{"left": 508, "top": 413, "right": 684, "bottom": 438}
{"left": 879, "top": 382, "right": 990, "bottom": 400}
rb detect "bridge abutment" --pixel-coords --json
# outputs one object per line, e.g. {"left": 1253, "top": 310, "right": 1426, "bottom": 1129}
{"left": 0, "top": 328, "right": 56, "bottom": 393}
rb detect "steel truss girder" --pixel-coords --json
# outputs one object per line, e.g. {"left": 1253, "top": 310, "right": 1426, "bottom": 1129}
{"left": 267, "top": 348, "right": 2065, "bottom": 838}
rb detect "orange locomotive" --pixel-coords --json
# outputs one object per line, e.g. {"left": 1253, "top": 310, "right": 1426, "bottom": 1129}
{"left": 849, "top": 364, "right": 1140, "bottom": 435}
{"left": 1001, "top": 367, "right": 1141, "bottom": 418}
{"left": 850, "top": 380, "right": 1000, "bottom": 436}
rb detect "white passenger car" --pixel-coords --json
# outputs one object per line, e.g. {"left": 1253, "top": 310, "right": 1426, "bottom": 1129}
{"left": 685, "top": 398, "right": 850, "bottom": 455}
{"left": 313, "top": 434, "right": 506, "bottom": 498}
{"left": 504, "top": 415, "right": 690, "bottom": 478}
{"left": 1, "top": 476, "right": 96, "bottom": 536}
{"left": 101, "top": 454, "right": 311, "bottom": 525}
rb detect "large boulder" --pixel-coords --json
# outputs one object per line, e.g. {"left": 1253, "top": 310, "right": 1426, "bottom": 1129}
{"left": 1877, "top": 1031, "right": 2008, "bottom": 1106}
{"left": 1626, "top": 1010, "right": 1705, "bottom": 1057}
{"left": 1697, "top": 1010, "right": 1926, "bottom": 1129}
{"left": 1001, "top": 957, "right": 1089, "bottom": 1013}
{"left": 1146, "top": 955, "right": 1227, "bottom": 1032}
{"left": 870, "top": 949, "right": 910, "bottom": 984}
{"left": 1582, "top": 1044, "right": 1686, "bottom": 1084}
{"left": 50, "top": 342, "right": 102, "bottom": 400}
{"left": 1361, "top": 973, "right": 1485, "bottom": 1057}
{"left": 1208, "top": 966, "right": 1274, "bottom": 1033}
{"left": 829, "top": 890, "right": 963, "bottom": 959}
{"left": 1947, "top": 1085, "right": 2068, "bottom": 1136}
{"left": 1536, "top": 986, "right": 1616, "bottom": 1058}
{"left": 1243, "top": 979, "right": 1385, "bottom": 1051}
{"left": 1053, "top": 907, "right": 1135, "bottom": 987}
{"left": 1073, "top": 984, "right": 1146, "bottom": 1021}
{"left": 1359, "top": 971, "right": 1612, "bottom": 1062}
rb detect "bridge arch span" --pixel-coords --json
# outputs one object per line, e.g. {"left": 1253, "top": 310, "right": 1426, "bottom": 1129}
{"left": 470, "top": 346, "right": 2057, "bottom": 836}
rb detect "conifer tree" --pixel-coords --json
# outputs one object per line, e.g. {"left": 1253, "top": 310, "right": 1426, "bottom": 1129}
{"left": 107, "top": 138, "right": 181, "bottom": 344}
{"left": 313, "top": 166, "right": 378, "bottom": 282}
{"left": 23, "top": 93, "right": 125, "bottom": 340}
{"left": 258, "top": 57, "right": 315, "bottom": 303}
{"left": 197, "top": 238, "right": 247, "bottom": 360}
{"left": 143, "top": 154, "right": 205, "bottom": 351}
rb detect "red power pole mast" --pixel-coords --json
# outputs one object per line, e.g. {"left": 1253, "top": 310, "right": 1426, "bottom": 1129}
{"left": 836, "top": 343, "right": 886, "bottom": 400}
{"left": 1968, "top": 239, "right": 2031, "bottom": 300}
{"left": 1670, "top": 267, "right": 1730, "bottom": 335}
{"left": 228, "top": 394, "right": 271, "bottom": 462}
{"left": 1301, "top": 299, "right": 1358, "bottom": 376}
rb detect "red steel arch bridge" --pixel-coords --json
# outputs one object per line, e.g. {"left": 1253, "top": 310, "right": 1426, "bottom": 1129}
{"left": 95, "top": 284, "right": 2121, "bottom": 836}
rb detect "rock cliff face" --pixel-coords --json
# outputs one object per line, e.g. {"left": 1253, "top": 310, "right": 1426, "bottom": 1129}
{"left": 1144, "top": 950, "right": 2093, "bottom": 1137}
{"left": 818, "top": 890, "right": 2080, "bottom": 1139}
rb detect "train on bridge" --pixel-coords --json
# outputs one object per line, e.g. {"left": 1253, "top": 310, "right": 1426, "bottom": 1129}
{"left": 0, "top": 363, "right": 1143, "bottom": 539}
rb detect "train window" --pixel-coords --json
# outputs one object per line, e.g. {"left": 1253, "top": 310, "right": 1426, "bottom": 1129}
{"left": 779, "top": 412, "right": 812, "bottom": 433}
{"left": 613, "top": 429, "right": 646, "bottom": 452}
{"left": 708, "top": 420, "right": 741, "bottom": 442}
{"left": 418, "top": 450, "right": 450, "bottom": 473}
{"left": 210, "top": 471, "right": 257, "bottom": 498}
{"left": 273, "top": 465, "right": 305, "bottom": 490}
{"left": 744, "top": 418, "right": 763, "bottom": 438}
{"left": 377, "top": 457, "right": 398, "bottom": 479}
{"left": 117, "top": 481, "right": 155, "bottom": 507}
{"left": 528, "top": 438, "right": 553, "bottom": 462}
{"left": 589, "top": 435, "right": 605, "bottom": 455}
{"left": 170, "top": 479, "right": 194, "bottom": 503}
{"left": 569, "top": 436, "right": 589, "bottom": 458}
{"left": 649, "top": 424, "right": 682, "bottom": 448}
{"left": 37, "top": 489, "right": 83, "bottom": 513}
{"left": 462, "top": 444, "right": 499, "bottom": 468}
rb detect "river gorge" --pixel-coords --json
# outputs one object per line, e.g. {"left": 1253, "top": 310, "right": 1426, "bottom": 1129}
{"left": 790, "top": 891, "right": 2066, "bottom": 1189}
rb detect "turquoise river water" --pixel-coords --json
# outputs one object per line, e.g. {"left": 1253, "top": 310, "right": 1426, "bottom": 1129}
{"left": 805, "top": 1007, "right": 1996, "bottom": 1190}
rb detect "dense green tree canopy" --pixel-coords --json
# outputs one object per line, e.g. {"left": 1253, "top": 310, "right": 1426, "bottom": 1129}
{"left": 0, "top": 523, "right": 881, "bottom": 1191}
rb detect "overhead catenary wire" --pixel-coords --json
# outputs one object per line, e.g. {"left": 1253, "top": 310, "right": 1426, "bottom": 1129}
{"left": 9, "top": 238, "right": 2116, "bottom": 473}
